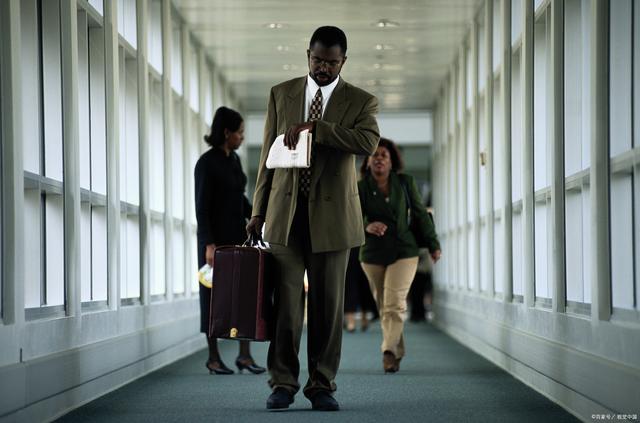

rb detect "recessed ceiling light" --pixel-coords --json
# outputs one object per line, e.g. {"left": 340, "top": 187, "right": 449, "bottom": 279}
{"left": 277, "top": 45, "right": 290, "bottom": 52}
{"left": 282, "top": 64, "right": 299, "bottom": 71}
{"left": 375, "top": 44, "right": 395, "bottom": 51}
{"left": 372, "top": 19, "right": 400, "bottom": 28}
{"left": 373, "top": 63, "right": 382, "bottom": 70}
{"left": 264, "top": 22, "right": 286, "bottom": 29}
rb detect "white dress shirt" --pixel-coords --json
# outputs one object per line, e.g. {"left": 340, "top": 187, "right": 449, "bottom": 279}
{"left": 304, "top": 74, "right": 340, "bottom": 121}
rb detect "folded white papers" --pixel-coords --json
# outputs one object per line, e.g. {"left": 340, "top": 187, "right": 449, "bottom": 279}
{"left": 266, "top": 130, "right": 312, "bottom": 169}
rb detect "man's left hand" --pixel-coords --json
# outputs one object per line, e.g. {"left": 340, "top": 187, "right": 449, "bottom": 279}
{"left": 284, "top": 122, "right": 314, "bottom": 150}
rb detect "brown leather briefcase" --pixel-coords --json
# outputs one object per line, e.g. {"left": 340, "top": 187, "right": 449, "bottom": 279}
{"left": 208, "top": 241, "right": 274, "bottom": 342}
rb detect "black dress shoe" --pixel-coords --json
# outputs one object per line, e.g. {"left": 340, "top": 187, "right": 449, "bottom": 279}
{"left": 266, "top": 387, "right": 294, "bottom": 410}
{"left": 310, "top": 391, "right": 339, "bottom": 411}
{"left": 205, "top": 359, "right": 234, "bottom": 375}
{"left": 235, "top": 356, "right": 266, "bottom": 374}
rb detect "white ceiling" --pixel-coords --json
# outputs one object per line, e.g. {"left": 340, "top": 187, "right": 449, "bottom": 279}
{"left": 173, "top": 0, "right": 481, "bottom": 112}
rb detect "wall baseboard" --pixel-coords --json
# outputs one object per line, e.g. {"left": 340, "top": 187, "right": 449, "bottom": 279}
{"left": 0, "top": 316, "right": 205, "bottom": 423}
{"left": 433, "top": 301, "right": 640, "bottom": 422}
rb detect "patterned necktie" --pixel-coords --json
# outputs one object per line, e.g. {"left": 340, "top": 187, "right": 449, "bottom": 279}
{"left": 299, "top": 88, "right": 322, "bottom": 196}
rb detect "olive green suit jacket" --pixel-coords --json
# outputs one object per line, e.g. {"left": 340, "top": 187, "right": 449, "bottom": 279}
{"left": 252, "top": 76, "right": 380, "bottom": 253}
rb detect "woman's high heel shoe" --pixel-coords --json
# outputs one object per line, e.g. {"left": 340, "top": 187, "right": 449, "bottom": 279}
{"left": 205, "top": 359, "right": 234, "bottom": 375}
{"left": 235, "top": 356, "right": 266, "bottom": 374}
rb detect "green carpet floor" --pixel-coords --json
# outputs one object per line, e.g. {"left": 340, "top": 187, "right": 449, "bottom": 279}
{"left": 56, "top": 321, "right": 580, "bottom": 422}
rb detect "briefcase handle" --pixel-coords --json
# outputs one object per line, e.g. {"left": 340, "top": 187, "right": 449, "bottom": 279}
{"left": 243, "top": 232, "right": 267, "bottom": 248}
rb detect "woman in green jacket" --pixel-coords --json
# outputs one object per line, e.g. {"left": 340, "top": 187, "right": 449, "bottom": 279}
{"left": 358, "top": 138, "right": 441, "bottom": 373}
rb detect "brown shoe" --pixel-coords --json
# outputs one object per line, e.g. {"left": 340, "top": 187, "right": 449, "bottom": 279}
{"left": 383, "top": 351, "right": 397, "bottom": 373}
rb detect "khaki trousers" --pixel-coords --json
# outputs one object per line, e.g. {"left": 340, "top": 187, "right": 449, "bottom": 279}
{"left": 267, "top": 199, "right": 349, "bottom": 398}
{"left": 361, "top": 257, "right": 419, "bottom": 358}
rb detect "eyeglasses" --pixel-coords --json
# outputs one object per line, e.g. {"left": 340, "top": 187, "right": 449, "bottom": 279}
{"left": 309, "top": 56, "right": 343, "bottom": 68}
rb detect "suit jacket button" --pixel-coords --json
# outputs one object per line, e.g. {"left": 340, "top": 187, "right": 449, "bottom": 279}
{"left": 324, "top": 196, "right": 331, "bottom": 201}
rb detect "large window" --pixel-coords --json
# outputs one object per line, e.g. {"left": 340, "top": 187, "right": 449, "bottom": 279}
{"left": 533, "top": 7, "right": 551, "bottom": 306}
{"left": 119, "top": 46, "right": 141, "bottom": 303}
{"left": 189, "top": 111, "right": 201, "bottom": 294}
{"left": 609, "top": 0, "right": 638, "bottom": 317}
{"left": 172, "top": 95, "right": 185, "bottom": 296}
{"left": 22, "top": 0, "right": 65, "bottom": 318}
{"left": 564, "top": 0, "right": 592, "bottom": 313}
{"left": 465, "top": 45, "right": 476, "bottom": 291}
{"left": 492, "top": 0, "right": 504, "bottom": 296}
{"left": 149, "top": 77, "right": 166, "bottom": 299}
{"left": 478, "top": 14, "right": 489, "bottom": 293}
{"left": 511, "top": 45, "right": 524, "bottom": 300}
{"left": 78, "top": 9, "right": 108, "bottom": 308}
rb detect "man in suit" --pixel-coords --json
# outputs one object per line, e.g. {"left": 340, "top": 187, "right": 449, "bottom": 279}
{"left": 246, "top": 26, "right": 379, "bottom": 411}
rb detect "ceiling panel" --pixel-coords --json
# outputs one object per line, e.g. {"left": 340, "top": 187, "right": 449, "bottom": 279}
{"left": 173, "top": 0, "right": 481, "bottom": 111}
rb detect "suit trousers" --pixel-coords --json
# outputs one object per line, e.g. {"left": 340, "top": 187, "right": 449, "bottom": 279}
{"left": 361, "top": 257, "right": 419, "bottom": 358}
{"left": 267, "top": 197, "right": 349, "bottom": 398}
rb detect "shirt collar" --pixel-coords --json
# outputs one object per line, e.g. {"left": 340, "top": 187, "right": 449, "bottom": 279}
{"left": 306, "top": 74, "right": 340, "bottom": 99}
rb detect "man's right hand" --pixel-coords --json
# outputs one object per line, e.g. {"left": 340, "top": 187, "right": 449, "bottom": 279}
{"left": 246, "top": 216, "right": 265, "bottom": 239}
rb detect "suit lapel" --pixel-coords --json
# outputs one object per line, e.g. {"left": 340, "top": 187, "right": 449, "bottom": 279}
{"left": 286, "top": 77, "right": 306, "bottom": 126}
{"left": 322, "top": 78, "right": 348, "bottom": 124}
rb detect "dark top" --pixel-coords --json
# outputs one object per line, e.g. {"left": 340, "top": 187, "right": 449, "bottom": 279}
{"left": 194, "top": 147, "right": 252, "bottom": 250}
{"left": 358, "top": 172, "right": 440, "bottom": 266}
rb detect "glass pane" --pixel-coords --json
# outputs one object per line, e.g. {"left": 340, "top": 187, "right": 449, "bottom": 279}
{"left": 511, "top": 51, "right": 522, "bottom": 202}
{"left": 512, "top": 211, "right": 523, "bottom": 296}
{"left": 171, "top": 23, "right": 183, "bottom": 94}
{"left": 611, "top": 174, "right": 634, "bottom": 310}
{"left": 172, "top": 97, "right": 185, "bottom": 219}
{"left": 172, "top": 226, "right": 185, "bottom": 295}
{"left": 494, "top": 219, "right": 505, "bottom": 294}
{"left": 89, "top": 27, "right": 107, "bottom": 195}
{"left": 81, "top": 204, "right": 92, "bottom": 302}
{"left": 533, "top": 10, "right": 549, "bottom": 192}
{"left": 609, "top": 0, "right": 632, "bottom": 159}
{"left": 117, "top": 0, "right": 137, "bottom": 48}
{"left": 149, "top": 80, "right": 165, "bottom": 212}
{"left": 148, "top": 0, "right": 163, "bottom": 74}
{"left": 45, "top": 195, "right": 64, "bottom": 306}
{"left": 150, "top": 223, "right": 165, "bottom": 296}
{"left": 121, "top": 215, "right": 140, "bottom": 299}
{"left": 78, "top": 11, "right": 91, "bottom": 190}
{"left": 92, "top": 207, "right": 108, "bottom": 301}
{"left": 42, "top": 0, "right": 63, "bottom": 181}
{"left": 24, "top": 190, "right": 42, "bottom": 308}
{"left": 20, "top": 0, "right": 41, "bottom": 174}
{"left": 534, "top": 201, "right": 550, "bottom": 299}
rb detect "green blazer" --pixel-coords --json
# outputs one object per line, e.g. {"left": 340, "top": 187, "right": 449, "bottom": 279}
{"left": 252, "top": 76, "right": 380, "bottom": 252}
{"left": 358, "top": 172, "right": 440, "bottom": 265}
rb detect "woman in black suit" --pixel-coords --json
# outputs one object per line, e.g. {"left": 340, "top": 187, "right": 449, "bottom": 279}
{"left": 195, "top": 106, "right": 265, "bottom": 375}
